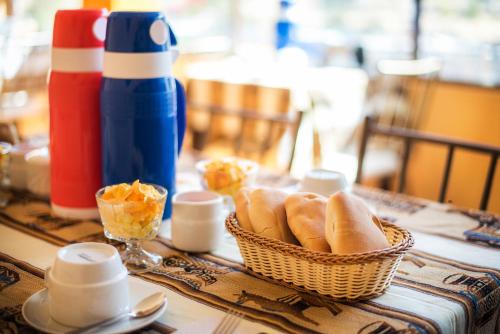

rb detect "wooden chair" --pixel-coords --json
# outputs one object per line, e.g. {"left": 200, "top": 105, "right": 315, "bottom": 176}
{"left": 370, "top": 57, "right": 442, "bottom": 129}
{"left": 186, "top": 79, "right": 303, "bottom": 172}
{"left": 338, "top": 58, "right": 442, "bottom": 188}
{"left": 356, "top": 114, "right": 500, "bottom": 210}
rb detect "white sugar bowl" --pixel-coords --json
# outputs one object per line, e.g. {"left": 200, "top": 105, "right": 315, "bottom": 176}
{"left": 45, "top": 242, "right": 129, "bottom": 327}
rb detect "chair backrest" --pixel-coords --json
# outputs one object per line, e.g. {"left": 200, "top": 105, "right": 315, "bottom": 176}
{"left": 356, "top": 114, "right": 500, "bottom": 210}
{"left": 186, "top": 78, "right": 302, "bottom": 171}
{"left": 368, "top": 57, "right": 441, "bottom": 130}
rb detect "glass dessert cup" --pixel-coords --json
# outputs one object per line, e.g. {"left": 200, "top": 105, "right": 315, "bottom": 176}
{"left": 96, "top": 184, "right": 167, "bottom": 273}
{"left": 195, "top": 157, "right": 259, "bottom": 211}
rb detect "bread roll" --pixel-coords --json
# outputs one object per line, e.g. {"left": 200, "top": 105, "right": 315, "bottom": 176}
{"left": 248, "top": 188, "right": 299, "bottom": 244}
{"left": 326, "top": 191, "right": 389, "bottom": 254}
{"left": 285, "top": 193, "right": 330, "bottom": 252}
{"left": 235, "top": 187, "right": 254, "bottom": 232}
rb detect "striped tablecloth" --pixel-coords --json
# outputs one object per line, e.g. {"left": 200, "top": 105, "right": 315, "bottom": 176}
{"left": 0, "top": 170, "right": 498, "bottom": 334}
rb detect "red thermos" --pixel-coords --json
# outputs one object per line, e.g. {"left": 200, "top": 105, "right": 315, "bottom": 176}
{"left": 49, "top": 9, "right": 107, "bottom": 219}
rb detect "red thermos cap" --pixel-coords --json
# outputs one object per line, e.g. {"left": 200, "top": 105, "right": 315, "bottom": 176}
{"left": 52, "top": 9, "right": 108, "bottom": 48}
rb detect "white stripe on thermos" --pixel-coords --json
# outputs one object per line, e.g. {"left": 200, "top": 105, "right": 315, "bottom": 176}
{"left": 103, "top": 51, "right": 173, "bottom": 79}
{"left": 51, "top": 47, "right": 104, "bottom": 73}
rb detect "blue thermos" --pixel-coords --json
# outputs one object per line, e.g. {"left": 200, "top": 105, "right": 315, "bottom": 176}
{"left": 101, "top": 12, "right": 186, "bottom": 219}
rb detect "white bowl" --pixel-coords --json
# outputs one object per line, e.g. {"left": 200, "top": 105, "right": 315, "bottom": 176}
{"left": 299, "top": 169, "right": 350, "bottom": 197}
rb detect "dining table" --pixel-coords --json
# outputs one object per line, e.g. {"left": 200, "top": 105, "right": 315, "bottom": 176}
{"left": 0, "top": 156, "right": 498, "bottom": 334}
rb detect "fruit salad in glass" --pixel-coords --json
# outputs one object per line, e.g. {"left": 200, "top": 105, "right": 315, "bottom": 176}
{"left": 96, "top": 180, "right": 167, "bottom": 273}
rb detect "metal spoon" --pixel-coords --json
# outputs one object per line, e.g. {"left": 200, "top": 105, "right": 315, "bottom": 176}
{"left": 68, "top": 291, "right": 166, "bottom": 334}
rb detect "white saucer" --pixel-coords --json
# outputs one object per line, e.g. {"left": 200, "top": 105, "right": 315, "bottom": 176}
{"left": 22, "top": 277, "right": 168, "bottom": 334}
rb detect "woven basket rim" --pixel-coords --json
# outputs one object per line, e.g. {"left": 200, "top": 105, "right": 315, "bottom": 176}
{"left": 245, "top": 267, "right": 386, "bottom": 302}
{"left": 225, "top": 212, "right": 414, "bottom": 265}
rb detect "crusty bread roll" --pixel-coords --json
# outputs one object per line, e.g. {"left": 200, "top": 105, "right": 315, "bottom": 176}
{"left": 325, "top": 191, "right": 389, "bottom": 254}
{"left": 248, "top": 188, "right": 299, "bottom": 244}
{"left": 235, "top": 187, "right": 254, "bottom": 232}
{"left": 285, "top": 193, "right": 330, "bottom": 252}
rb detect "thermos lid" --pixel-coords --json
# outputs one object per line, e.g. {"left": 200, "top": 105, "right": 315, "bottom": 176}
{"left": 52, "top": 9, "right": 108, "bottom": 48}
{"left": 105, "top": 11, "right": 177, "bottom": 53}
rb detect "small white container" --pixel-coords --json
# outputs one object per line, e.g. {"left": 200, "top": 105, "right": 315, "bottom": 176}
{"left": 171, "top": 191, "right": 225, "bottom": 252}
{"left": 46, "top": 242, "right": 129, "bottom": 328}
{"left": 299, "top": 169, "right": 350, "bottom": 197}
{"left": 25, "top": 148, "right": 50, "bottom": 197}
{"left": 9, "top": 142, "right": 46, "bottom": 190}
{"left": 10, "top": 150, "right": 29, "bottom": 190}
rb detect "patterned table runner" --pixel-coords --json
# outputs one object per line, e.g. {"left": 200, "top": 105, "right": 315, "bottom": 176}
{"left": 0, "top": 252, "right": 45, "bottom": 334}
{"left": 353, "top": 187, "right": 499, "bottom": 248}
{"left": 0, "top": 187, "right": 499, "bottom": 334}
{"left": 0, "top": 251, "right": 175, "bottom": 334}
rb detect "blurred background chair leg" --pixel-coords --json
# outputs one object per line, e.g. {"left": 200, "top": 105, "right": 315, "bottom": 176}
{"left": 0, "top": 122, "right": 20, "bottom": 145}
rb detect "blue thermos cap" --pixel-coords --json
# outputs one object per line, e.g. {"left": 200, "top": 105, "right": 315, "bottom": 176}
{"left": 105, "top": 11, "right": 177, "bottom": 53}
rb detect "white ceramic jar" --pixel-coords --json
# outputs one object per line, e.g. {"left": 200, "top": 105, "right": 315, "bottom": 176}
{"left": 171, "top": 191, "right": 225, "bottom": 252}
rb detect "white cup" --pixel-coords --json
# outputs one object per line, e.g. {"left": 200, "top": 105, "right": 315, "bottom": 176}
{"left": 46, "top": 242, "right": 129, "bottom": 327}
{"left": 171, "top": 191, "right": 225, "bottom": 252}
{"left": 299, "top": 169, "right": 350, "bottom": 197}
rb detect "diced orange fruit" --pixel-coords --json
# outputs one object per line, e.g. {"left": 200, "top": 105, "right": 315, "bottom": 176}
{"left": 203, "top": 160, "right": 247, "bottom": 197}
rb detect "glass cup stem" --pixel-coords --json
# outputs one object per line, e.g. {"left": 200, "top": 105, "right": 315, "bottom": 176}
{"left": 121, "top": 239, "right": 162, "bottom": 274}
{"left": 125, "top": 239, "right": 142, "bottom": 257}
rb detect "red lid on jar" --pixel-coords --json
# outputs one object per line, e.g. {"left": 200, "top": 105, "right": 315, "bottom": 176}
{"left": 52, "top": 9, "right": 108, "bottom": 48}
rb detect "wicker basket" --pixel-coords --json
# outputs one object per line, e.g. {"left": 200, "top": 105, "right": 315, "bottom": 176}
{"left": 225, "top": 212, "right": 414, "bottom": 301}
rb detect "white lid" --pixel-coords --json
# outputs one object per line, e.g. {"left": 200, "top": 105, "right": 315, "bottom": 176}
{"left": 25, "top": 147, "right": 50, "bottom": 166}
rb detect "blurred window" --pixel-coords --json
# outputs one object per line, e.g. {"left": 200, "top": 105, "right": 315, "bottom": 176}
{"left": 296, "top": 0, "right": 415, "bottom": 68}
{"left": 146, "top": 0, "right": 232, "bottom": 52}
{"left": 420, "top": 0, "right": 500, "bottom": 85}
{"left": 3, "top": 0, "right": 500, "bottom": 85}
{"left": 282, "top": 0, "right": 500, "bottom": 84}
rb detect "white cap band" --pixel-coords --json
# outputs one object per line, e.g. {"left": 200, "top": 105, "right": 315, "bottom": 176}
{"left": 51, "top": 47, "right": 104, "bottom": 73}
{"left": 103, "top": 51, "right": 173, "bottom": 79}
